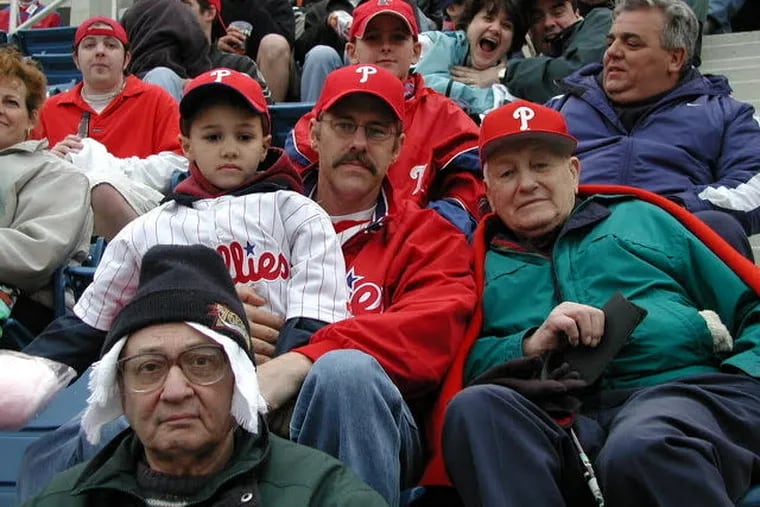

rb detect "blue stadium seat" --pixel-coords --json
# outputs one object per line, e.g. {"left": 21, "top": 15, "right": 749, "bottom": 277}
{"left": 33, "top": 52, "right": 81, "bottom": 86}
{"left": 740, "top": 486, "right": 760, "bottom": 507}
{"left": 53, "top": 237, "right": 107, "bottom": 318}
{"left": 9, "top": 26, "right": 76, "bottom": 56}
{"left": 269, "top": 101, "right": 313, "bottom": 148}
{"left": 0, "top": 370, "right": 89, "bottom": 507}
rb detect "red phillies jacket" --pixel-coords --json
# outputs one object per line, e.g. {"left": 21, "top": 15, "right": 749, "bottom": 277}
{"left": 294, "top": 175, "right": 477, "bottom": 401}
{"left": 285, "top": 73, "right": 486, "bottom": 221}
{"left": 420, "top": 184, "right": 760, "bottom": 487}
{"left": 33, "top": 75, "right": 180, "bottom": 158}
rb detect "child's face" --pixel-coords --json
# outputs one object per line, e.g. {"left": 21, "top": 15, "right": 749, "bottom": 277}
{"left": 181, "top": 104, "right": 271, "bottom": 190}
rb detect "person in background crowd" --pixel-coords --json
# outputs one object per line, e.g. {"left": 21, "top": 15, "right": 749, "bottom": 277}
{"left": 0, "top": 0, "right": 61, "bottom": 31}
{"left": 414, "top": 0, "right": 528, "bottom": 115}
{"left": 549, "top": 0, "right": 760, "bottom": 259}
{"left": 32, "top": 16, "right": 185, "bottom": 240}
{"left": 214, "top": 0, "right": 296, "bottom": 101}
{"left": 501, "top": 0, "right": 612, "bottom": 103}
{"left": 181, "top": 0, "right": 272, "bottom": 102}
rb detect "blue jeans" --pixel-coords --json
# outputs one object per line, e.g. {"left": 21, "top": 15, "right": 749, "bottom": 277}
{"left": 300, "top": 45, "right": 347, "bottom": 103}
{"left": 291, "top": 349, "right": 424, "bottom": 507}
{"left": 142, "top": 66, "right": 185, "bottom": 101}
{"left": 17, "top": 412, "right": 129, "bottom": 503}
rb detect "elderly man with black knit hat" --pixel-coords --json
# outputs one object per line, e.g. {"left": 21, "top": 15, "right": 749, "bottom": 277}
{"left": 23, "top": 244, "right": 387, "bottom": 507}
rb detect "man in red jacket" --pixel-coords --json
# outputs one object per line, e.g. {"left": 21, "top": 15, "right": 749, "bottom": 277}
{"left": 32, "top": 17, "right": 184, "bottom": 240}
{"left": 255, "top": 63, "right": 476, "bottom": 506}
{"left": 0, "top": 0, "right": 61, "bottom": 31}
{"left": 286, "top": 0, "right": 485, "bottom": 237}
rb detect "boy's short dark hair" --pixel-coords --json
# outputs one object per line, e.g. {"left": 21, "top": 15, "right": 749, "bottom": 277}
{"left": 460, "top": 0, "right": 528, "bottom": 53}
{"left": 180, "top": 87, "right": 268, "bottom": 136}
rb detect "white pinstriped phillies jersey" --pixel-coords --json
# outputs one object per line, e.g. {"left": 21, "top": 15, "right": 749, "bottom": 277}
{"left": 74, "top": 190, "right": 349, "bottom": 331}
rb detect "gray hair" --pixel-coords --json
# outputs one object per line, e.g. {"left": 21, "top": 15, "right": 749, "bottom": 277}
{"left": 613, "top": 0, "right": 698, "bottom": 69}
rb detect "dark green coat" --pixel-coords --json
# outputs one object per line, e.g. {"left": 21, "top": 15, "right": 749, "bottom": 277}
{"left": 24, "top": 427, "right": 388, "bottom": 506}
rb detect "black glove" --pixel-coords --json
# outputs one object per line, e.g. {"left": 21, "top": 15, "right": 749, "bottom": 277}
{"left": 468, "top": 355, "right": 587, "bottom": 425}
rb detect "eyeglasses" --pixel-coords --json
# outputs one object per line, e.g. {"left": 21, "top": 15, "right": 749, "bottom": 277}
{"left": 118, "top": 344, "right": 229, "bottom": 393}
{"left": 321, "top": 118, "right": 397, "bottom": 142}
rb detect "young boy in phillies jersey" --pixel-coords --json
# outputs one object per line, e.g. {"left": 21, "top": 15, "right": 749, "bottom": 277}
{"left": 0, "top": 68, "right": 349, "bottom": 433}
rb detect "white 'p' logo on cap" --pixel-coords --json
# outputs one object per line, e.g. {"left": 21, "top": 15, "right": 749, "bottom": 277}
{"left": 513, "top": 106, "right": 535, "bottom": 131}
{"left": 356, "top": 65, "right": 378, "bottom": 83}
{"left": 210, "top": 69, "right": 233, "bottom": 83}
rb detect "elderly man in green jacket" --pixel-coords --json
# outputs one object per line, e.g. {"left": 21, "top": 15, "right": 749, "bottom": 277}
{"left": 428, "top": 100, "right": 760, "bottom": 506}
{"left": 24, "top": 244, "right": 387, "bottom": 507}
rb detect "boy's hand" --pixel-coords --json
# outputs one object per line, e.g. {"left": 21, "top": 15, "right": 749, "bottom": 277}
{"left": 236, "top": 285, "right": 284, "bottom": 364}
{"left": 51, "top": 134, "right": 84, "bottom": 159}
{"left": 450, "top": 64, "right": 504, "bottom": 87}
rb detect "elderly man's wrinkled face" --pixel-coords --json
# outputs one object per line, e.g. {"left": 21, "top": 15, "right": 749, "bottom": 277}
{"left": 119, "top": 322, "right": 236, "bottom": 475}
{"left": 485, "top": 141, "right": 579, "bottom": 238}
{"left": 603, "top": 7, "right": 686, "bottom": 103}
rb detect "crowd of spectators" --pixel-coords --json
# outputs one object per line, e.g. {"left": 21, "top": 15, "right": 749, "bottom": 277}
{"left": 0, "top": 0, "right": 759, "bottom": 506}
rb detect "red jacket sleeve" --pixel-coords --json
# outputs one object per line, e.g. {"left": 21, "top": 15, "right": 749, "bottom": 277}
{"left": 295, "top": 206, "right": 477, "bottom": 399}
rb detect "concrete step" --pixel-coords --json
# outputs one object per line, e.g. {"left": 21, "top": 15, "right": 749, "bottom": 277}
{"left": 726, "top": 80, "right": 760, "bottom": 102}
{"left": 751, "top": 235, "right": 760, "bottom": 265}
{"left": 703, "top": 31, "right": 760, "bottom": 46}
{"left": 700, "top": 55, "right": 760, "bottom": 72}
{"left": 701, "top": 41, "right": 760, "bottom": 61}
{"left": 701, "top": 67, "right": 760, "bottom": 82}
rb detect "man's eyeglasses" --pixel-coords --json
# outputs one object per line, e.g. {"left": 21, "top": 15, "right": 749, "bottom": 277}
{"left": 118, "top": 344, "right": 229, "bottom": 393}
{"left": 321, "top": 118, "right": 397, "bottom": 142}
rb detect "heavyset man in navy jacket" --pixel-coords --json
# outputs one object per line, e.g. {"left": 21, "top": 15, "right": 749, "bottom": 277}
{"left": 549, "top": 0, "right": 760, "bottom": 259}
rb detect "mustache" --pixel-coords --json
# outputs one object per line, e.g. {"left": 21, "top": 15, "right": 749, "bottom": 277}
{"left": 332, "top": 151, "right": 377, "bottom": 174}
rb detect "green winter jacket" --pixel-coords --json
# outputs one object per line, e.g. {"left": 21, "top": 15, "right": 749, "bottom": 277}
{"left": 504, "top": 8, "right": 612, "bottom": 103}
{"left": 24, "top": 427, "right": 388, "bottom": 506}
{"left": 465, "top": 195, "right": 760, "bottom": 389}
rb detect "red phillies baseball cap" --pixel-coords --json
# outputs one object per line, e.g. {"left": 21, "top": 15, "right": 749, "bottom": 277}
{"left": 479, "top": 100, "right": 578, "bottom": 163}
{"left": 349, "top": 0, "right": 419, "bottom": 40}
{"left": 315, "top": 64, "right": 405, "bottom": 122}
{"left": 181, "top": 68, "right": 271, "bottom": 134}
{"left": 74, "top": 16, "right": 129, "bottom": 49}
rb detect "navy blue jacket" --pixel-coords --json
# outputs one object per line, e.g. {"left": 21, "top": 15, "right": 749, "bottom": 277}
{"left": 548, "top": 63, "right": 760, "bottom": 235}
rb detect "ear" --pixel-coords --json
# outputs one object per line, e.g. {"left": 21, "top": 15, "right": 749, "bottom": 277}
{"left": 411, "top": 40, "right": 422, "bottom": 65}
{"left": 261, "top": 134, "right": 272, "bottom": 161}
{"left": 180, "top": 134, "right": 193, "bottom": 158}
{"left": 346, "top": 42, "right": 358, "bottom": 64}
{"left": 123, "top": 50, "right": 132, "bottom": 72}
{"left": 668, "top": 46, "right": 687, "bottom": 74}
{"left": 72, "top": 52, "right": 81, "bottom": 71}
{"left": 309, "top": 117, "right": 320, "bottom": 152}
{"left": 569, "top": 156, "right": 580, "bottom": 192}
{"left": 28, "top": 108, "right": 39, "bottom": 130}
{"left": 391, "top": 132, "right": 405, "bottom": 163}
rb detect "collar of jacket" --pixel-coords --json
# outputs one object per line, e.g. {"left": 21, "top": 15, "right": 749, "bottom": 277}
{"left": 302, "top": 166, "right": 394, "bottom": 230}
{"left": 486, "top": 194, "right": 634, "bottom": 253}
{"left": 71, "top": 424, "right": 270, "bottom": 501}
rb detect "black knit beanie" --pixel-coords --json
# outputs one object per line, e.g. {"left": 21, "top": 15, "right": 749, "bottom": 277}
{"left": 102, "top": 244, "right": 251, "bottom": 359}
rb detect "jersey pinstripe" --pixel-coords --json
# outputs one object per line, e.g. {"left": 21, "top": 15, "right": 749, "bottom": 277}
{"left": 74, "top": 190, "right": 349, "bottom": 331}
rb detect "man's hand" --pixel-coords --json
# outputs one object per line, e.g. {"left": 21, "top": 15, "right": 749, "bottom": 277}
{"left": 450, "top": 64, "right": 504, "bottom": 87}
{"left": 217, "top": 28, "right": 247, "bottom": 54}
{"left": 256, "top": 352, "right": 312, "bottom": 411}
{"left": 524, "top": 302, "right": 604, "bottom": 356}
{"left": 50, "top": 134, "right": 84, "bottom": 159}
{"left": 236, "top": 285, "right": 284, "bottom": 365}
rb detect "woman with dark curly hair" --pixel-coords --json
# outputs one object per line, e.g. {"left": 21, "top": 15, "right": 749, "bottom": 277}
{"left": 0, "top": 46, "right": 92, "bottom": 339}
{"left": 413, "top": 0, "right": 527, "bottom": 115}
